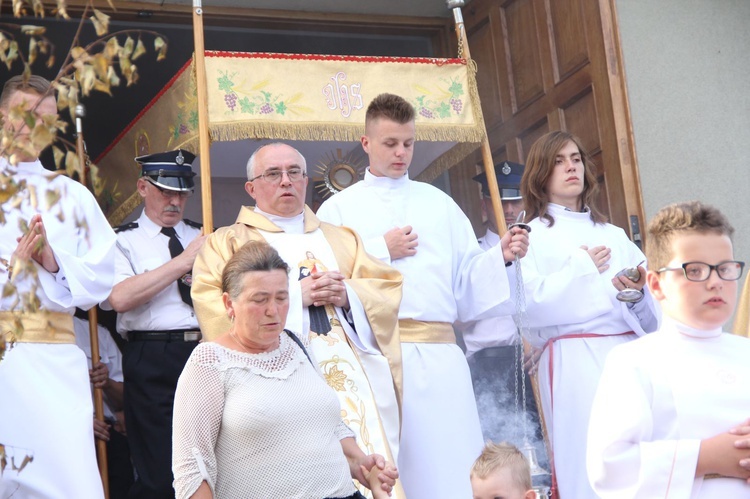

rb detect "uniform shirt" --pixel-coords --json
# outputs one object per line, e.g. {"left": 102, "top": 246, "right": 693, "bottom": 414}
{"left": 108, "top": 209, "right": 201, "bottom": 335}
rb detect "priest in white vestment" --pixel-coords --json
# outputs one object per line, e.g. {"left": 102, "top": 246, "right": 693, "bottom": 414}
{"left": 587, "top": 201, "right": 750, "bottom": 498}
{"left": 317, "top": 93, "right": 529, "bottom": 499}
{"left": 191, "top": 143, "right": 404, "bottom": 498}
{"left": 0, "top": 76, "right": 116, "bottom": 498}
{"left": 516, "top": 131, "right": 658, "bottom": 498}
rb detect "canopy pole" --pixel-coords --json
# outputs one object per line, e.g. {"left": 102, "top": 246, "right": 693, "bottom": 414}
{"left": 193, "top": 0, "right": 214, "bottom": 233}
{"left": 76, "top": 103, "right": 110, "bottom": 499}
{"left": 449, "top": 3, "right": 506, "bottom": 236}
{"left": 449, "top": 3, "right": 556, "bottom": 498}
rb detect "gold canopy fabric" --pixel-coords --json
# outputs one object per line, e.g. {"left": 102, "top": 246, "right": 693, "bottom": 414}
{"left": 96, "top": 52, "right": 487, "bottom": 225}
{"left": 732, "top": 275, "right": 750, "bottom": 337}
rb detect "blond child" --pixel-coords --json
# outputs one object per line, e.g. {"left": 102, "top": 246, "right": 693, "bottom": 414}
{"left": 587, "top": 201, "right": 750, "bottom": 497}
{"left": 470, "top": 442, "right": 536, "bottom": 499}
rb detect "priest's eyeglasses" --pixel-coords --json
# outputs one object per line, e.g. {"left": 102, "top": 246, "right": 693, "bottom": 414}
{"left": 249, "top": 168, "right": 307, "bottom": 183}
{"left": 657, "top": 261, "right": 745, "bottom": 282}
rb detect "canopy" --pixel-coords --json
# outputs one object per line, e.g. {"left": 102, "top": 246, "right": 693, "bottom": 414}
{"left": 96, "top": 51, "right": 487, "bottom": 225}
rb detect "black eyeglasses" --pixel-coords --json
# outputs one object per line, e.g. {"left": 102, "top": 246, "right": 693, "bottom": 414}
{"left": 249, "top": 167, "right": 306, "bottom": 183}
{"left": 657, "top": 261, "right": 745, "bottom": 282}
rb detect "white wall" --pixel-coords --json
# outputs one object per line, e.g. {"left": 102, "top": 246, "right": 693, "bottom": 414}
{"left": 616, "top": 0, "right": 750, "bottom": 262}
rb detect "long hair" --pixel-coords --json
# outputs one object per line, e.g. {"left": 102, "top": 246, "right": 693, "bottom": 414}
{"left": 520, "top": 130, "right": 606, "bottom": 226}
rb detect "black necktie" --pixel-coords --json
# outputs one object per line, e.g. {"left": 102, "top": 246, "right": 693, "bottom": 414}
{"left": 161, "top": 226, "right": 193, "bottom": 307}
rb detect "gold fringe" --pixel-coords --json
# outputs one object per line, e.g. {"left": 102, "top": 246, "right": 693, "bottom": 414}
{"left": 207, "top": 121, "right": 484, "bottom": 144}
{"left": 415, "top": 142, "right": 481, "bottom": 184}
{"left": 107, "top": 191, "right": 143, "bottom": 227}
{"left": 465, "top": 58, "right": 489, "bottom": 142}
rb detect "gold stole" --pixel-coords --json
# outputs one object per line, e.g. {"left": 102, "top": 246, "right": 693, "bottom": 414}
{"left": 192, "top": 205, "right": 404, "bottom": 412}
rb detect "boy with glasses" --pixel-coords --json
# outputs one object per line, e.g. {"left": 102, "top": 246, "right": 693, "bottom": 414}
{"left": 587, "top": 201, "right": 750, "bottom": 497}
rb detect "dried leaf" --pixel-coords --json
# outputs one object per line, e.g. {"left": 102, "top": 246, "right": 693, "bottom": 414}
{"left": 157, "top": 43, "right": 167, "bottom": 62}
{"left": 52, "top": 146, "right": 65, "bottom": 169}
{"left": 122, "top": 36, "right": 134, "bottom": 59}
{"left": 90, "top": 9, "right": 110, "bottom": 37}
{"left": 13, "top": 0, "right": 23, "bottom": 17}
{"left": 132, "top": 38, "right": 146, "bottom": 60}
{"left": 5, "top": 41, "right": 18, "bottom": 70}
{"left": 29, "top": 122, "right": 54, "bottom": 152}
{"left": 0, "top": 444, "right": 6, "bottom": 475}
{"left": 106, "top": 65, "right": 120, "bottom": 87}
{"left": 70, "top": 46, "right": 86, "bottom": 61}
{"left": 45, "top": 53, "right": 55, "bottom": 68}
{"left": 104, "top": 37, "right": 119, "bottom": 60}
{"left": 31, "top": 0, "right": 43, "bottom": 17}
{"left": 45, "top": 188, "right": 60, "bottom": 210}
{"left": 2, "top": 282, "right": 15, "bottom": 299}
{"left": 28, "top": 37, "right": 37, "bottom": 66}
{"left": 20, "top": 25, "right": 45, "bottom": 36}
{"left": 91, "top": 53, "right": 108, "bottom": 79}
{"left": 55, "top": 0, "right": 70, "bottom": 19}
{"left": 64, "top": 150, "right": 78, "bottom": 179}
{"left": 80, "top": 65, "right": 96, "bottom": 95}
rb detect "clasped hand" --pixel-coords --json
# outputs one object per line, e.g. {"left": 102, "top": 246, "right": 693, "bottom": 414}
{"left": 13, "top": 214, "right": 59, "bottom": 274}
{"left": 300, "top": 271, "right": 350, "bottom": 309}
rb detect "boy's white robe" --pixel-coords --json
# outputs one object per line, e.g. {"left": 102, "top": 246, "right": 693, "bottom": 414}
{"left": 519, "top": 203, "right": 658, "bottom": 499}
{"left": 318, "top": 170, "right": 516, "bottom": 499}
{"left": 587, "top": 318, "right": 750, "bottom": 497}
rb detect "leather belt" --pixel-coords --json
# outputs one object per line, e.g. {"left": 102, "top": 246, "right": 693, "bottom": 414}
{"left": 128, "top": 330, "right": 201, "bottom": 342}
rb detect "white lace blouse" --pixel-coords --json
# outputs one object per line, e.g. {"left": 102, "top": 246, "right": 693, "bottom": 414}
{"left": 172, "top": 332, "right": 357, "bottom": 499}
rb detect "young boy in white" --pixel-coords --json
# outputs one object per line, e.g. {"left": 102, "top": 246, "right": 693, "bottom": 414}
{"left": 470, "top": 441, "right": 535, "bottom": 499}
{"left": 587, "top": 201, "right": 750, "bottom": 497}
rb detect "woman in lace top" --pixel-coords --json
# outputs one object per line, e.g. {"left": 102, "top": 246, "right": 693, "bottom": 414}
{"left": 172, "top": 241, "right": 397, "bottom": 499}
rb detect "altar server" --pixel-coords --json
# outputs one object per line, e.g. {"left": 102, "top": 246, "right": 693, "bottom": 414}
{"left": 587, "top": 201, "right": 750, "bottom": 497}
{"left": 317, "top": 93, "right": 529, "bottom": 499}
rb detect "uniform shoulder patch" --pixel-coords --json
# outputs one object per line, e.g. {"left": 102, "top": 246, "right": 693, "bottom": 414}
{"left": 184, "top": 219, "right": 203, "bottom": 230}
{"left": 114, "top": 222, "right": 138, "bottom": 233}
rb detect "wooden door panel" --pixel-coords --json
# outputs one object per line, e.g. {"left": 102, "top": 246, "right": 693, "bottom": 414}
{"left": 547, "top": 0, "right": 590, "bottom": 82}
{"left": 468, "top": 18, "right": 504, "bottom": 128}
{"left": 463, "top": 0, "right": 644, "bottom": 238}
{"left": 500, "top": 0, "right": 546, "bottom": 113}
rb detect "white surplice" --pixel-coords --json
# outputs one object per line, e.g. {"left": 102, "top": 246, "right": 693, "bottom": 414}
{"left": 587, "top": 318, "right": 750, "bottom": 497}
{"left": 317, "top": 170, "right": 515, "bottom": 499}
{"left": 518, "top": 203, "right": 659, "bottom": 499}
{"left": 0, "top": 159, "right": 116, "bottom": 499}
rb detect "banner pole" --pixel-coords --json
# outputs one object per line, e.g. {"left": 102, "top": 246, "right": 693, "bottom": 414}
{"left": 76, "top": 103, "right": 110, "bottom": 499}
{"left": 192, "top": 0, "right": 213, "bottom": 233}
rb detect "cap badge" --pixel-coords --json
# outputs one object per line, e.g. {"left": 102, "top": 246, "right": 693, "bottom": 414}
{"left": 501, "top": 162, "right": 511, "bottom": 175}
{"left": 175, "top": 151, "right": 185, "bottom": 165}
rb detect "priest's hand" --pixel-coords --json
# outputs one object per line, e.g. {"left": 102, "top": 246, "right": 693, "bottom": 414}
{"left": 384, "top": 226, "right": 418, "bottom": 260}
{"left": 581, "top": 245, "right": 610, "bottom": 273}
{"left": 696, "top": 428, "right": 750, "bottom": 480}
{"left": 13, "top": 214, "right": 59, "bottom": 274}
{"left": 300, "top": 271, "right": 350, "bottom": 309}
{"left": 501, "top": 226, "right": 529, "bottom": 263}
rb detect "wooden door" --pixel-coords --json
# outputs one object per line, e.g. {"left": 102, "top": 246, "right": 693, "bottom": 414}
{"left": 456, "top": 0, "right": 645, "bottom": 246}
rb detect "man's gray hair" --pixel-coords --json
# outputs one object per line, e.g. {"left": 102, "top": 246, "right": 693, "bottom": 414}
{"left": 246, "top": 142, "right": 307, "bottom": 180}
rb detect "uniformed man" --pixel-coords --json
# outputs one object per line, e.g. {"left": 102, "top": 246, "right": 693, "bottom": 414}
{"left": 461, "top": 161, "right": 544, "bottom": 453}
{"left": 104, "top": 149, "right": 206, "bottom": 498}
